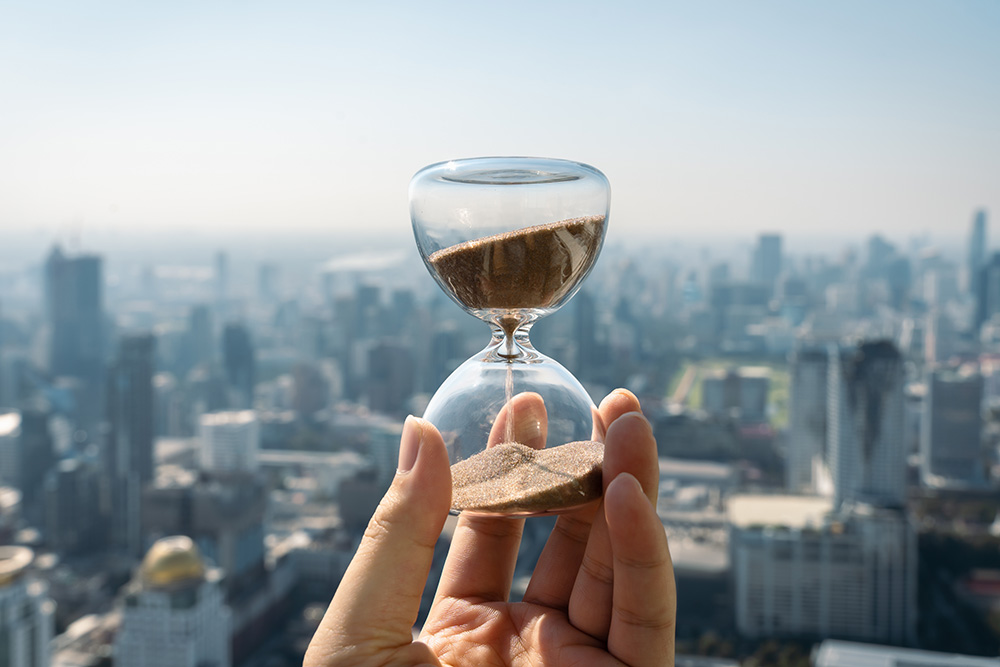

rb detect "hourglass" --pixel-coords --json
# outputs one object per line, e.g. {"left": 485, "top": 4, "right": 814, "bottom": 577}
{"left": 410, "top": 157, "right": 610, "bottom": 517}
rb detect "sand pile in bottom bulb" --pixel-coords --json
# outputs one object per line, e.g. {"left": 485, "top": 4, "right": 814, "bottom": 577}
{"left": 450, "top": 440, "right": 604, "bottom": 515}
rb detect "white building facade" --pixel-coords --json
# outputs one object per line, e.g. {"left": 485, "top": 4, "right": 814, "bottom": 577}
{"left": 786, "top": 344, "right": 830, "bottom": 494}
{"left": 199, "top": 410, "right": 260, "bottom": 473}
{"left": 0, "top": 547, "right": 53, "bottom": 667}
{"left": 731, "top": 500, "right": 917, "bottom": 645}
{"left": 114, "top": 536, "right": 231, "bottom": 667}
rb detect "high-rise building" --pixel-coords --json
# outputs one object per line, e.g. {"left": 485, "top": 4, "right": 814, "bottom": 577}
{"left": 0, "top": 408, "right": 54, "bottom": 526}
{"left": 44, "top": 245, "right": 104, "bottom": 381}
{"left": 730, "top": 496, "right": 916, "bottom": 645}
{"left": 114, "top": 536, "right": 231, "bottom": 667}
{"left": 198, "top": 411, "right": 259, "bottom": 473}
{"left": 921, "top": 367, "right": 984, "bottom": 486}
{"left": 976, "top": 251, "right": 1000, "bottom": 332}
{"left": 968, "top": 209, "right": 988, "bottom": 297}
{"left": 828, "top": 340, "right": 906, "bottom": 509}
{"left": 222, "top": 323, "right": 255, "bottom": 409}
{"left": 106, "top": 333, "right": 156, "bottom": 555}
{"left": 0, "top": 547, "right": 54, "bottom": 667}
{"left": 751, "top": 233, "right": 783, "bottom": 292}
{"left": 43, "top": 458, "right": 105, "bottom": 556}
{"left": 786, "top": 344, "right": 830, "bottom": 494}
{"left": 365, "top": 340, "right": 415, "bottom": 417}
{"left": 187, "top": 305, "right": 215, "bottom": 371}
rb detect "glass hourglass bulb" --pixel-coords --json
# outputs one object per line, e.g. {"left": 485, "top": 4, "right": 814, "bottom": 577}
{"left": 410, "top": 157, "right": 610, "bottom": 517}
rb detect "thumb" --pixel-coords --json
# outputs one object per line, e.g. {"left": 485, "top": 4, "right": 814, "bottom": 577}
{"left": 306, "top": 416, "right": 452, "bottom": 664}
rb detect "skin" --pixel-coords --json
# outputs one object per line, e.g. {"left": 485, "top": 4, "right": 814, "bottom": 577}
{"left": 305, "top": 389, "right": 675, "bottom": 667}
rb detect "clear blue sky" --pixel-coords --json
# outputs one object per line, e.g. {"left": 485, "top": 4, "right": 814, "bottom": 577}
{"left": 1, "top": 0, "right": 998, "bottom": 245}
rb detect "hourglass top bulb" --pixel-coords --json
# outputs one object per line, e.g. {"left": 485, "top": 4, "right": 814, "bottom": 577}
{"left": 427, "top": 215, "right": 605, "bottom": 312}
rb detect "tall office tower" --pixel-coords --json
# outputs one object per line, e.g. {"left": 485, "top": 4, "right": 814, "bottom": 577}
{"left": 751, "top": 233, "right": 783, "bottom": 291}
{"left": 222, "top": 323, "right": 255, "bottom": 409}
{"left": 114, "top": 536, "right": 231, "bottom": 667}
{"left": 106, "top": 333, "right": 156, "bottom": 555}
{"left": 786, "top": 344, "right": 830, "bottom": 494}
{"left": 365, "top": 340, "right": 415, "bottom": 417}
{"left": 187, "top": 305, "right": 214, "bottom": 370}
{"left": 44, "top": 245, "right": 105, "bottom": 380}
{"left": 921, "top": 367, "right": 983, "bottom": 486}
{"left": 886, "top": 255, "right": 912, "bottom": 310}
{"left": 427, "top": 324, "right": 464, "bottom": 392}
{"left": 828, "top": 340, "right": 906, "bottom": 509}
{"left": 0, "top": 408, "right": 54, "bottom": 526}
{"left": 291, "top": 362, "right": 330, "bottom": 417}
{"left": 976, "top": 252, "right": 1000, "bottom": 331}
{"left": 198, "top": 410, "right": 259, "bottom": 473}
{"left": 968, "top": 209, "right": 988, "bottom": 296}
{"left": 0, "top": 547, "right": 54, "bottom": 667}
{"left": 43, "top": 458, "right": 105, "bottom": 556}
{"left": 866, "top": 234, "right": 896, "bottom": 277}
{"left": 573, "top": 289, "right": 599, "bottom": 377}
{"left": 143, "top": 473, "right": 266, "bottom": 597}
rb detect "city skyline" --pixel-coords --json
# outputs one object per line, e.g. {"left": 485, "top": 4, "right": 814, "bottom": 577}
{"left": 1, "top": 1, "right": 998, "bottom": 241}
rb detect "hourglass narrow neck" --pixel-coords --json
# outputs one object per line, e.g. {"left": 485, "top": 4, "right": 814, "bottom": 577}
{"left": 487, "top": 322, "right": 538, "bottom": 361}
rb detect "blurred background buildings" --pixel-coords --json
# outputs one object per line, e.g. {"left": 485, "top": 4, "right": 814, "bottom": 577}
{"left": 0, "top": 209, "right": 998, "bottom": 666}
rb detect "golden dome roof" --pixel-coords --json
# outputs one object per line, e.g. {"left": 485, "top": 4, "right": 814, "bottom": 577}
{"left": 0, "top": 546, "right": 33, "bottom": 587}
{"left": 140, "top": 536, "right": 206, "bottom": 589}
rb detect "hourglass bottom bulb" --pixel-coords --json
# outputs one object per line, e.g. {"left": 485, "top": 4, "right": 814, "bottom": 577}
{"left": 451, "top": 440, "right": 604, "bottom": 515}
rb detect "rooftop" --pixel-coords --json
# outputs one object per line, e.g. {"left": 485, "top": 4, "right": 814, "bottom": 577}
{"left": 814, "top": 639, "right": 1000, "bottom": 666}
{"left": 728, "top": 494, "right": 833, "bottom": 530}
{"left": 0, "top": 545, "right": 33, "bottom": 587}
{"left": 200, "top": 410, "right": 257, "bottom": 426}
{"left": 0, "top": 411, "right": 21, "bottom": 438}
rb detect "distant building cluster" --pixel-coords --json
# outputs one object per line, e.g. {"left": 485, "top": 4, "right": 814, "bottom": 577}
{"left": 0, "top": 208, "right": 996, "bottom": 663}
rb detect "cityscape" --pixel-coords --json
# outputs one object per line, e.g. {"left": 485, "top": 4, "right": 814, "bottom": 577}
{"left": 1, "top": 208, "right": 999, "bottom": 666}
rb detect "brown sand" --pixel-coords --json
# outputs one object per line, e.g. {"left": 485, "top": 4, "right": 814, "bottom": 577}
{"left": 427, "top": 215, "right": 605, "bottom": 312}
{"left": 451, "top": 440, "right": 604, "bottom": 514}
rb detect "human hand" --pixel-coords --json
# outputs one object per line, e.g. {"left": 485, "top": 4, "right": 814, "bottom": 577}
{"left": 304, "top": 389, "right": 674, "bottom": 667}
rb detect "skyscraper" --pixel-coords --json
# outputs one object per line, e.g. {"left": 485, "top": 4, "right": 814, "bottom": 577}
{"left": 105, "top": 333, "right": 156, "bottom": 555}
{"left": 222, "top": 323, "right": 255, "bottom": 409}
{"left": 828, "top": 340, "right": 906, "bottom": 509}
{"left": 44, "top": 245, "right": 104, "bottom": 381}
{"left": 44, "top": 246, "right": 105, "bottom": 434}
{"left": 0, "top": 408, "right": 54, "bottom": 526}
{"left": 751, "top": 233, "right": 783, "bottom": 292}
{"left": 968, "top": 209, "right": 988, "bottom": 297}
{"left": 786, "top": 343, "right": 830, "bottom": 494}
{"left": 976, "top": 251, "right": 1000, "bottom": 331}
{"left": 921, "top": 367, "right": 984, "bottom": 486}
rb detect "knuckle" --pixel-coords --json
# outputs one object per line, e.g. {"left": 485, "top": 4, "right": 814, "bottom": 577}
{"left": 580, "top": 553, "right": 615, "bottom": 586}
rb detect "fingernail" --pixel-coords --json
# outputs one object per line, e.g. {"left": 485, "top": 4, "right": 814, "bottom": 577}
{"left": 397, "top": 415, "right": 422, "bottom": 473}
{"left": 619, "top": 411, "right": 652, "bottom": 433}
{"left": 514, "top": 401, "right": 546, "bottom": 444}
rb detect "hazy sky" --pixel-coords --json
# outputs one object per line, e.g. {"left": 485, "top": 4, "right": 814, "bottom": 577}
{"left": 1, "top": 0, "right": 998, "bottom": 246}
